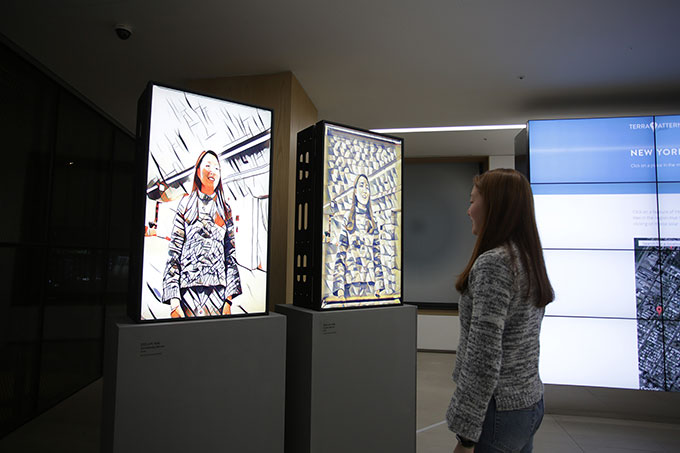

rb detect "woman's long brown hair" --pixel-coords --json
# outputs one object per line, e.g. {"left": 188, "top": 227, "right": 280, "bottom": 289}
{"left": 455, "top": 169, "right": 554, "bottom": 308}
{"left": 186, "top": 150, "right": 230, "bottom": 226}
{"left": 346, "top": 174, "right": 376, "bottom": 234}
{"left": 192, "top": 150, "right": 223, "bottom": 195}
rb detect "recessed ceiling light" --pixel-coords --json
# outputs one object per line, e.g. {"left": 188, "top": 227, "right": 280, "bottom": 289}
{"left": 371, "top": 124, "right": 526, "bottom": 133}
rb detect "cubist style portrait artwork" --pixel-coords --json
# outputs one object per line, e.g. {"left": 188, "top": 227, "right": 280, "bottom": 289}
{"left": 320, "top": 125, "right": 402, "bottom": 309}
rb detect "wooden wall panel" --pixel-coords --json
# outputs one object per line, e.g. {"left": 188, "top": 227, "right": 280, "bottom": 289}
{"left": 187, "top": 72, "right": 318, "bottom": 309}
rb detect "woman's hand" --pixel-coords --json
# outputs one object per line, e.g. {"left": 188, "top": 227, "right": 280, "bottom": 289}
{"left": 454, "top": 441, "right": 474, "bottom": 453}
{"left": 222, "top": 296, "right": 232, "bottom": 315}
{"left": 170, "top": 298, "right": 184, "bottom": 318}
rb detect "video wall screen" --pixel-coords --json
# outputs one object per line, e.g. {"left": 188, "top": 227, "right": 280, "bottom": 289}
{"left": 132, "top": 83, "right": 272, "bottom": 321}
{"left": 529, "top": 115, "right": 680, "bottom": 391}
{"left": 293, "top": 121, "right": 402, "bottom": 310}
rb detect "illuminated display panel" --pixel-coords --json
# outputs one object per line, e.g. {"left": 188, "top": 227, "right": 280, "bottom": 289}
{"left": 292, "top": 121, "right": 402, "bottom": 311}
{"left": 539, "top": 317, "right": 640, "bottom": 390}
{"left": 319, "top": 124, "right": 402, "bottom": 309}
{"left": 533, "top": 184, "right": 658, "bottom": 250}
{"left": 655, "top": 115, "right": 680, "bottom": 182}
{"left": 529, "top": 116, "right": 656, "bottom": 184}
{"left": 529, "top": 115, "right": 680, "bottom": 391}
{"left": 543, "top": 249, "right": 636, "bottom": 319}
{"left": 132, "top": 83, "right": 272, "bottom": 321}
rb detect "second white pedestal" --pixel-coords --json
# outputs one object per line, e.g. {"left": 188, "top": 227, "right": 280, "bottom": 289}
{"left": 276, "top": 304, "right": 417, "bottom": 453}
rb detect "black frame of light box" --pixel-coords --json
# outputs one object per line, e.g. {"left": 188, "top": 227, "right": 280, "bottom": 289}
{"left": 293, "top": 120, "right": 404, "bottom": 311}
{"left": 128, "top": 81, "right": 274, "bottom": 323}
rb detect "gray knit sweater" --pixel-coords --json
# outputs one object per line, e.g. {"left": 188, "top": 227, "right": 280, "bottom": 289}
{"left": 446, "top": 244, "right": 545, "bottom": 442}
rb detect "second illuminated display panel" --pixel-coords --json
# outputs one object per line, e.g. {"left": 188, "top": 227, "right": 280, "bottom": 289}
{"left": 294, "top": 121, "right": 402, "bottom": 310}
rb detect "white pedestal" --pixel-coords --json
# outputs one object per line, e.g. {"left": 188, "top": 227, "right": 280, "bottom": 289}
{"left": 102, "top": 314, "right": 286, "bottom": 453}
{"left": 276, "top": 304, "right": 417, "bottom": 453}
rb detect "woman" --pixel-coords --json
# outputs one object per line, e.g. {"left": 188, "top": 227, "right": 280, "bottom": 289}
{"left": 162, "top": 150, "right": 242, "bottom": 317}
{"left": 446, "top": 169, "right": 554, "bottom": 453}
{"left": 333, "top": 174, "right": 384, "bottom": 299}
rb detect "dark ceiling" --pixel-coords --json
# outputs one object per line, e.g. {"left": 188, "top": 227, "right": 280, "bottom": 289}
{"left": 2, "top": 0, "right": 680, "bottom": 156}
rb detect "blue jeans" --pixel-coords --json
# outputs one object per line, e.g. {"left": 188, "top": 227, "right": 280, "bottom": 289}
{"left": 475, "top": 396, "right": 544, "bottom": 453}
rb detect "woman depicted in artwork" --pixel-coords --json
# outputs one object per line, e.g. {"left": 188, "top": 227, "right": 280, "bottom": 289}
{"left": 447, "top": 169, "right": 554, "bottom": 453}
{"left": 162, "top": 150, "right": 241, "bottom": 317}
{"left": 333, "top": 174, "right": 384, "bottom": 299}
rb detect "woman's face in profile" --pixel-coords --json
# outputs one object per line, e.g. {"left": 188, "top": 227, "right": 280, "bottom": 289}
{"left": 355, "top": 176, "right": 370, "bottom": 205}
{"left": 199, "top": 154, "right": 221, "bottom": 194}
{"left": 468, "top": 185, "right": 485, "bottom": 236}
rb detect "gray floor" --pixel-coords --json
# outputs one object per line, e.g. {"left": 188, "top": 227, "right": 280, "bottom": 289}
{"left": 2, "top": 351, "right": 680, "bottom": 452}
{"left": 416, "top": 352, "right": 680, "bottom": 453}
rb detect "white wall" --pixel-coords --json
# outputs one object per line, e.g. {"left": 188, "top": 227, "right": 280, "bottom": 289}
{"left": 416, "top": 155, "right": 515, "bottom": 352}
{"left": 488, "top": 154, "right": 515, "bottom": 170}
{"left": 417, "top": 314, "right": 460, "bottom": 351}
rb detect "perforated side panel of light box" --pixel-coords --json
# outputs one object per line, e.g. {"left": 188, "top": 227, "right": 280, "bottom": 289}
{"left": 293, "top": 121, "right": 404, "bottom": 311}
{"left": 293, "top": 123, "right": 322, "bottom": 309}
